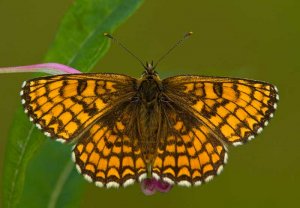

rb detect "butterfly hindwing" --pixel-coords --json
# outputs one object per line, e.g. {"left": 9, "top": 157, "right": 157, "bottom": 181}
{"left": 152, "top": 105, "right": 227, "bottom": 186}
{"left": 162, "top": 76, "right": 279, "bottom": 146}
{"left": 72, "top": 105, "right": 147, "bottom": 188}
{"left": 21, "top": 73, "right": 136, "bottom": 143}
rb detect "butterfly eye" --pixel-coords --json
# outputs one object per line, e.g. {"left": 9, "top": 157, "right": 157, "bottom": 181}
{"left": 131, "top": 96, "right": 140, "bottom": 103}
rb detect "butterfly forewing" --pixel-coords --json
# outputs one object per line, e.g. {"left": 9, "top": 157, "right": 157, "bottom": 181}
{"left": 162, "top": 75, "right": 279, "bottom": 146}
{"left": 21, "top": 73, "right": 137, "bottom": 143}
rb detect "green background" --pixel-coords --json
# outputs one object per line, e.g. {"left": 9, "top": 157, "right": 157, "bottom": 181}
{"left": 0, "top": 0, "right": 299, "bottom": 207}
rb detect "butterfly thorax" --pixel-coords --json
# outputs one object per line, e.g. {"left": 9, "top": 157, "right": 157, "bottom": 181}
{"left": 136, "top": 73, "right": 163, "bottom": 163}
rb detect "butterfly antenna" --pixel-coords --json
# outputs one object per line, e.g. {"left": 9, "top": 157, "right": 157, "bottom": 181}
{"left": 104, "top": 33, "right": 146, "bottom": 68}
{"left": 154, "top": 32, "right": 193, "bottom": 69}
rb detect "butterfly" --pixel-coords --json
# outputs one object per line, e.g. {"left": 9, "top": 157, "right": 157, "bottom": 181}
{"left": 20, "top": 33, "right": 279, "bottom": 188}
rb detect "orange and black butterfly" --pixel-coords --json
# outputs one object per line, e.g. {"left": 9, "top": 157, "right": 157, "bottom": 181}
{"left": 20, "top": 33, "right": 279, "bottom": 188}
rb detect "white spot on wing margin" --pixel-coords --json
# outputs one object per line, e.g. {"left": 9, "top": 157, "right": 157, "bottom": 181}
{"left": 194, "top": 181, "right": 202, "bottom": 186}
{"left": 204, "top": 175, "right": 214, "bottom": 183}
{"left": 56, "top": 138, "right": 66, "bottom": 143}
{"left": 152, "top": 172, "right": 160, "bottom": 180}
{"left": 71, "top": 151, "right": 76, "bottom": 162}
{"left": 22, "top": 81, "right": 26, "bottom": 88}
{"left": 264, "top": 121, "right": 269, "bottom": 126}
{"left": 123, "top": 179, "right": 135, "bottom": 187}
{"left": 217, "top": 165, "right": 224, "bottom": 175}
{"left": 248, "top": 135, "right": 255, "bottom": 141}
{"left": 95, "top": 181, "right": 104, "bottom": 187}
{"left": 44, "top": 132, "right": 51, "bottom": 137}
{"left": 232, "top": 141, "right": 243, "bottom": 146}
{"left": 138, "top": 173, "right": 147, "bottom": 182}
{"left": 76, "top": 164, "right": 82, "bottom": 174}
{"left": 162, "top": 177, "right": 175, "bottom": 185}
{"left": 224, "top": 152, "right": 228, "bottom": 164}
{"left": 177, "top": 180, "right": 191, "bottom": 187}
{"left": 106, "top": 181, "right": 119, "bottom": 188}
{"left": 83, "top": 174, "right": 93, "bottom": 183}
{"left": 257, "top": 127, "right": 263, "bottom": 134}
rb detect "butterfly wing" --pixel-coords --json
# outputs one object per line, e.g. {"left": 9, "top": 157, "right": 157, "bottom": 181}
{"left": 21, "top": 73, "right": 137, "bottom": 143}
{"left": 152, "top": 102, "right": 227, "bottom": 186}
{"left": 151, "top": 75, "right": 278, "bottom": 186}
{"left": 72, "top": 102, "right": 147, "bottom": 188}
{"left": 162, "top": 75, "right": 279, "bottom": 146}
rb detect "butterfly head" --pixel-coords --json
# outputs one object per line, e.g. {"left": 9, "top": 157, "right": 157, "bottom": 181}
{"left": 143, "top": 61, "right": 158, "bottom": 76}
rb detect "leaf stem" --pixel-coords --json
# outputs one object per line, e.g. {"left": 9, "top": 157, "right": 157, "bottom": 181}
{"left": 47, "top": 160, "right": 75, "bottom": 208}
{"left": 7, "top": 125, "right": 34, "bottom": 208}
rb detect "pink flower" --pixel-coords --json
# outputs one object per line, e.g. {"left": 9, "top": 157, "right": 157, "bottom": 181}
{"left": 141, "top": 178, "right": 173, "bottom": 195}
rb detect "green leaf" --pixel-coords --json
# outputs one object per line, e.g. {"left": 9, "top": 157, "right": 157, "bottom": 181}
{"left": 2, "top": 0, "right": 144, "bottom": 207}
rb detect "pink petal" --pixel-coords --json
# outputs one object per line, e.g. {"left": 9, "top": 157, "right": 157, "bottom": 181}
{"left": 0, "top": 63, "right": 81, "bottom": 75}
{"left": 154, "top": 179, "right": 173, "bottom": 193}
{"left": 140, "top": 178, "right": 157, "bottom": 196}
{"left": 140, "top": 178, "right": 173, "bottom": 195}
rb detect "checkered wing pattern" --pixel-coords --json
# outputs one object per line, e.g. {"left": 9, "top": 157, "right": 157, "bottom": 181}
{"left": 152, "top": 109, "right": 227, "bottom": 186}
{"left": 72, "top": 113, "right": 147, "bottom": 188}
{"left": 162, "top": 76, "right": 279, "bottom": 146}
{"left": 20, "top": 72, "right": 279, "bottom": 189}
{"left": 21, "top": 73, "right": 136, "bottom": 143}
{"left": 150, "top": 75, "right": 279, "bottom": 186}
